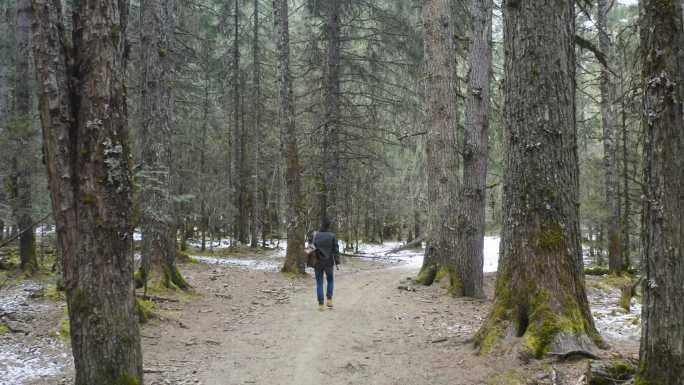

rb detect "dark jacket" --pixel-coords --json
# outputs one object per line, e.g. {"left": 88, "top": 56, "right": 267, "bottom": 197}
{"left": 313, "top": 231, "right": 339, "bottom": 268}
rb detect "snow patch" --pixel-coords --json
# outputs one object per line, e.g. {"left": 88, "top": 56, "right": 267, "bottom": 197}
{"left": 0, "top": 282, "right": 71, "bottom": 384}
{"left": 589, "top": 280, "right": 642, "bottom": 342}
{"left": 0, "top": 340, "right": 69, "bottom": 385}
{"left": 190, "top": 256, "right": 281, "bottom": 271}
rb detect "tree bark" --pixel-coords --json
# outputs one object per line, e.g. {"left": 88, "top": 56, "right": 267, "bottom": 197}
{"left": 139, "top": 0, "right": 188, "bottom": 291}
{"left": 32, "top": 0, "right": 143, "bottom": 383}
{"left": 199, "top": 52, "right": 210, "bottom": 251}
{"left": 597, "top": 0, "right": 622, "bottom": 275}
{"left": 620, "top": 84, "right": 631, "bottom": 270}
{"left": 250, "top": 0, "right": 261, "bottom": 248}
{"left": 457, "top": 0, "right": 493, "bottom": 298}
{"left": 232, "top": 0, "right": 248, "bottom": 245}
{"left": 0, "top": 13, "right": 9, "bottom": 243}
{"left": 320, "top": 0, "right": 341, "bottom": 231}
{"left": 275, "top": 0, "right": 306, "bottom": 274}
{"left": 10, "top": 0, "right": 37, "bottom": 274}
{"left": 415, "top": 0, "right": 460, "bottom": 292}
{"left": 638, "top": 0, "right": 684, "bottom": 382}
{"left": 620, "top": 64, "right": 632, "bottom": 270}
{"left": 474, "top": 0, "right": 601, "bottom": 358}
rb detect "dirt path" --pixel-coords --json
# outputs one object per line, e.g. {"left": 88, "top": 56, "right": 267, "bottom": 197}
{"left": 196, "top": 264, "right": 481, "bottom": 385}
{"left": 202, "top": 264, "right": 482, "bottom": 385}
{"left": 3, "top": 250, "right": 640, "bottom": 385}
{"left": 132, "top": 256, "right": 507, "bottom": 385}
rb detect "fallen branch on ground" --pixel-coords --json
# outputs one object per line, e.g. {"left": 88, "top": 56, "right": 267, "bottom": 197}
{"left": 341, "top": 253, "right": 391, "bottom": 260}
{"left": 383, "top": 234, "right": 425, "bottom": 254}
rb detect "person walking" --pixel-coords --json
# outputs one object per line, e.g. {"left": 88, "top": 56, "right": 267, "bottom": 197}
{"left": 313, "top": 219, "right": 339, "bottom": 311}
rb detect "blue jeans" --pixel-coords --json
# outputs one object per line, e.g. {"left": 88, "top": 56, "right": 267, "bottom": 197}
{"left": 315, "top": 265, "right": 334, "bottom": 305}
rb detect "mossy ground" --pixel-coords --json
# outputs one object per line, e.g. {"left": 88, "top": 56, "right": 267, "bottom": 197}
{"left": 485, "top": 369, "right": 527, "bottom": 385}
{"left": 0, "top": 324, "right": 10, "bottom": 334}
{"left": 59, "top": 318, "right": 70, "bottom": 338}
{"left": 282, "top": 270, "right": 307, "bottom": 280}
{"left": 116, "top": 373, "right": 142, "bottom": 385}
{"left": 184, "top": 245, "right": 273, "bottom": 258}
{"left": 135, "top": 298, "right": 156, "bottom": 323}
{"left": 587, "top": 274, "right": 640, "bottom": 312}
{"left": 44, "top": 284, "right": 66, "bottom": 301}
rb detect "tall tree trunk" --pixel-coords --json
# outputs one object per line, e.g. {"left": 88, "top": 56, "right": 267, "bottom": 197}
{"left": 637, "top": 0, "right": 684, "bottom": 382}
{"left": 320, "top": 0, "right": 341, "bottom": 230}
{"left": 231, "top": 0, "right": 247, "bottom": 244}
{"left": 239, "top": 71, "right": 249, "bottom": 244}
{"left": 275, "top": 0, "right": 306, "bottom": 274}
{"left": 11, "top": 0, "right": 37, "bottom": 274}
{"left": 230, "top": 0, "right": 242, "bottom": 242}
{"left": 474, "top": 0, "right": 601, "bottom": 357}
{"left": 620, "top": 85, "right": 631, "bottom": 270}
{"left": 0, "top": 12, "right": 9, "bottom": 243}
{"left": 32, "top": 0, "right": 143, "bottom": 383}
{"left": 598, "top": 0, "right": 622, "bottom": 275}
{"left": 620, "top": 50, "right": 632, "bottom": 270}
{"left": 456, "top": 0, "right": 493, "bottom": 298}
{"left": 415, "top": 0, "right": 460, "bottom": 291}
{"left": 250, "top": 0, "right": 261, "bottom": 248}
{"left": 200, "top": 47, "right": 210, "bottom": 251}
{"left": 139, "top": 0, "right": 188, "bottom": 290}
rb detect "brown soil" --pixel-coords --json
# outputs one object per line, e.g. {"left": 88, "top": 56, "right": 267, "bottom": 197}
{"left": 2, "top": 251, "right": 639, "bottom": 385}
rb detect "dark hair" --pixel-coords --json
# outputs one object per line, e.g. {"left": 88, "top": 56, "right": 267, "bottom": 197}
{"left": 319, "top": 218, "right": 332, "bottom": 232}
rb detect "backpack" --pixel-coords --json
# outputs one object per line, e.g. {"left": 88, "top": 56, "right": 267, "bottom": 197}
{"left": 317, "top": 247, "right": 333, "bottom": 266}
{"left": 306, "top": 248, "right": 320, "bottom": 268}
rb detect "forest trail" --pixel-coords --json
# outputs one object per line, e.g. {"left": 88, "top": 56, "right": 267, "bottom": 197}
{"left": 198, "top": 261, "right": 496, "bottom": 385}
{"left": 3, "top": 249, "right": 639, "bottom": 385}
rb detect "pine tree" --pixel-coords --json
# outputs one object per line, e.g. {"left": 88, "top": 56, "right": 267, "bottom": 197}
{"left": 475, "top": 0, "right": 601, "bottom": 357}
{"left": 32, "top": 0, "right": 143, "bottom": 382}
{"left": 637, "top": 0, "right": 684, "bottom": 381}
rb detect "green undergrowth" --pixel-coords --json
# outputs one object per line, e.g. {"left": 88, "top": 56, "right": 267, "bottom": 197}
{"left": 0, "top": 324, "right": 9, "bottom": 334}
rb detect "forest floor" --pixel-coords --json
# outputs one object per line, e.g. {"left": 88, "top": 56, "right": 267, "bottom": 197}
{"left": 1, "top": 244, "right": 640, "bottom": 385}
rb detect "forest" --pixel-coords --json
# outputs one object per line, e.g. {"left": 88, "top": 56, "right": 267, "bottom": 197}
{"left": 0, "top": 0, "right": 682, "bottom": 384}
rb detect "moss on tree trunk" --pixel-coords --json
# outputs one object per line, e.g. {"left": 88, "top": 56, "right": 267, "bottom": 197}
{"left": 474, "top": 0, "right": 601, "bottom": 358}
